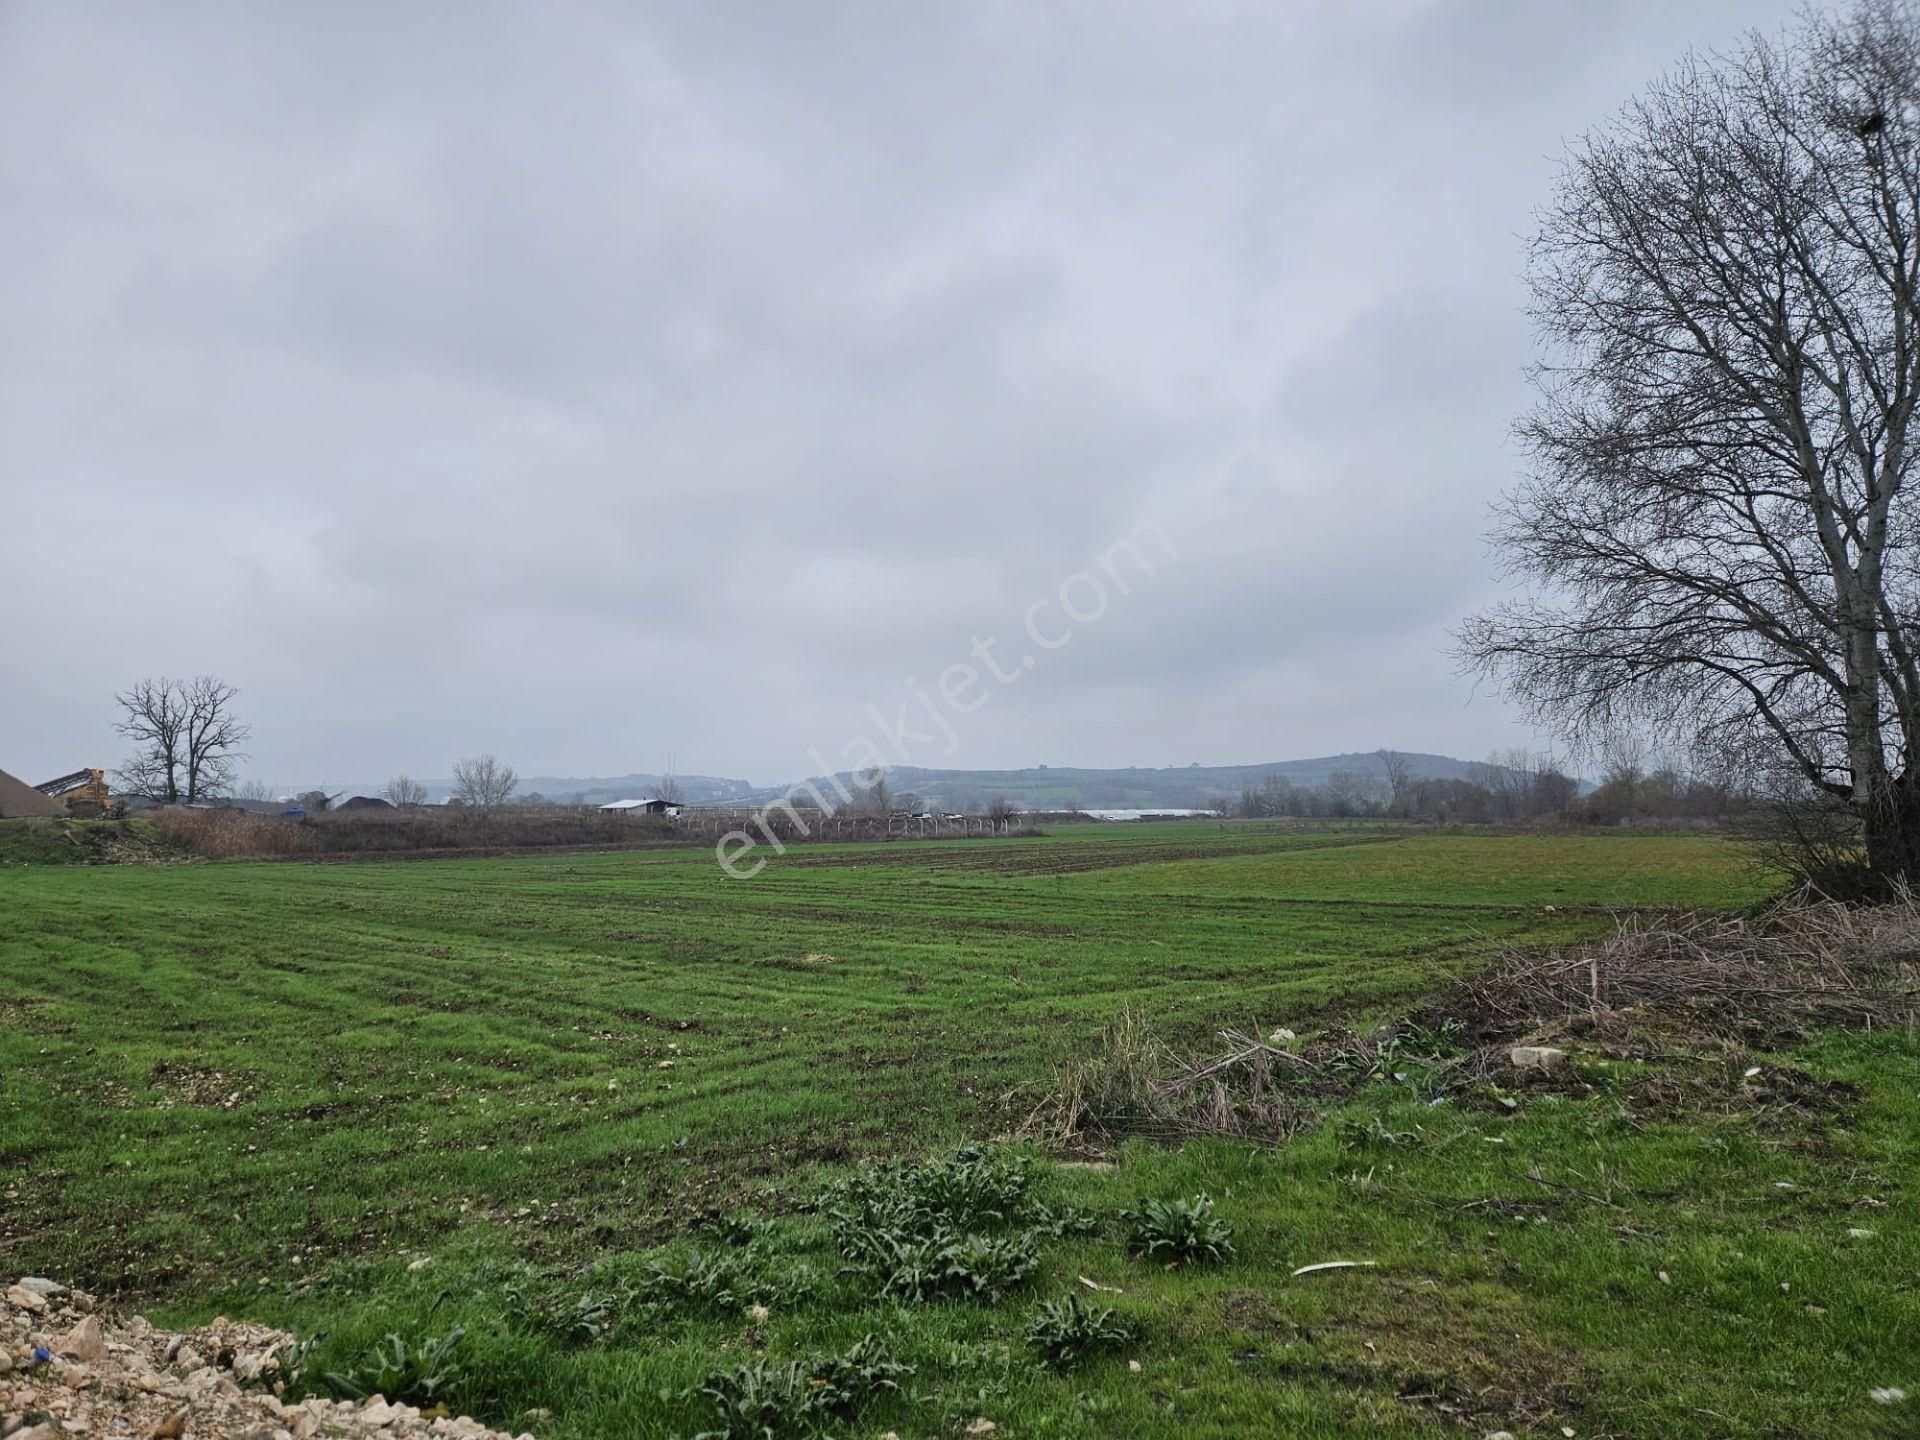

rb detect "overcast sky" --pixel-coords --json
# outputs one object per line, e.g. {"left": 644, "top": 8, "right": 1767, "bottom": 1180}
{"left": 0, "top": 0, "right": 1806, "bottom": 788}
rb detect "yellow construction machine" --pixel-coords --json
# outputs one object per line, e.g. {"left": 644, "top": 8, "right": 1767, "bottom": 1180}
{"left": 36, "top": 768, "right": 112, "bottom": 816}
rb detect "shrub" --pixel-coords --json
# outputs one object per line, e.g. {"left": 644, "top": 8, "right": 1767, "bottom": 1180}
{"left": 1119, "top": 1194, "right": 1235, "bottom": 1264}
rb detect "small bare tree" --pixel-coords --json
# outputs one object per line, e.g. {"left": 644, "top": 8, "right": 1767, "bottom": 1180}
{"left": 1460, "top": 0, "right": 1920, "bottom": 890}
{"left": 114, "top": 675, "right": 249, "bottom": 804}
{"left": 384, "top": 775, "right": 428, "bottom": 808}
{"left": 654, "top": 773, "right": 686, "bottom": 805}
{"left": 984, "top": 795, "right": 1018, "bottom": 832}
{"left": 451, "top": 754, "right": 517, "bottom": 809}
{"left": 1374, "top": 749, "right": 1414, "bottom": 817}
{"left": 858, "top": 766, "right": 892, "bottom": 816}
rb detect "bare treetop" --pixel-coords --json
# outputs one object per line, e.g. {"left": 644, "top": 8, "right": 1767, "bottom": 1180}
{"left": 451, "top": 754, "right": 517, "bottom": 809}
{"left": 384, "top": 775, "right": 428, "bottom": 809}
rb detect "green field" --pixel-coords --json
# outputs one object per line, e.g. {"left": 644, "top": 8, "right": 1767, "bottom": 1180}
{"left": 2, "top": 824, "right": 1913, "bottom": 1438}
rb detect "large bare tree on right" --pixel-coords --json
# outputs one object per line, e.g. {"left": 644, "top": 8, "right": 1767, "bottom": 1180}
{"left": 1461, "top": 0, "right": 1920, "bottom": 891}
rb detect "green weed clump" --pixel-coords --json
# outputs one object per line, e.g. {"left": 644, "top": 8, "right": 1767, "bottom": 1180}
{"left": 1119, "top": 1194, "right": 1235, "bottom": 1265}
{"left": 820, "top": 1146, "right": 1080, "bottom": 1304}
{"left": 1027, "top": 1294, "right": 1135, "bottom": 1367}
{"left": 633, "top": 1244, "right": 806, "bottom": 1328}
{"left": 321, "top": 1327, "right": 466, "bottom": 1407}
{"left": 689, "top": 1333, "right": 910, "bottom": 1440}
{"left": 501, "top": 1279, "right": 627, "bottom": 1344}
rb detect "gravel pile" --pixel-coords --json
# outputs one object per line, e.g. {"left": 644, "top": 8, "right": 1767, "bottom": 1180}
{"left": 1, "top": 1279, "right": 535, "bottom": 1440}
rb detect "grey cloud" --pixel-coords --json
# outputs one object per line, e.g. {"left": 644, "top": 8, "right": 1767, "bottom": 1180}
{"left": 0, "top": 0, "right": 1808, "bottom": 785}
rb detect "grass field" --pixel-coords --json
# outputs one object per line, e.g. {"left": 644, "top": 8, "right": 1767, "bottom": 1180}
{"left": 3, "top": 823, "right": 1913, "bottom": 1438}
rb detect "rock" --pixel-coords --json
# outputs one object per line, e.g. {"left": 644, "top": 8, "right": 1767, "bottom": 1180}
{"left": 232, "top": 1350, "right": 274, "bottom": 1384}
{"left": 1509, "top": 1045, "right": 1567, "bottom": 1071}
{"left": 4, "top": 1290, "right": 46, "bottom": 1316}
{"left": 406, "top": 1258, "right": 432, "bottom": 1273}
{"left": 6, "top": 1282, "right": 526, "bottom": 1440}
{"left": 360, "top": 1398, "right": 397, "bottom": 1426}
{"left": 56, "top": 1319, "right": 105, "bottom": 1365}
{"left": 14, "top": 1283, "right": 64, "bottom": 1300}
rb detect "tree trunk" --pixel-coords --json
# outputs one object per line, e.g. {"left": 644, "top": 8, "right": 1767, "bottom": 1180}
{"left": 1862, "top": 773, "right": 1920, "bottom": 893}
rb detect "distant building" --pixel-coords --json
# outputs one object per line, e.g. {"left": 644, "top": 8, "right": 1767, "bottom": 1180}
{"left": 600, "top": 798, "right": 682, "bottom": 818}
{"left": 337, "top": 795, "right": 396, "bottom": 812}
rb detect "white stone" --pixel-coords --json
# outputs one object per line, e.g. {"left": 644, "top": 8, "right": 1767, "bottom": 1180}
{"left": 55, "top": 1318, "right": 103, "bottom": 1364}
{"left": 1509, "top": 1045, "right": 1567, "bottom": 1071}
{"left": 361, "top": 1398, "right": 398, "bottom": 1426}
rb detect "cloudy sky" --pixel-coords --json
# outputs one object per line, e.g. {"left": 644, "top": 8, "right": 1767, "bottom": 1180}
{"left": 0, "top": 0, "right": 1804, "bottom": 789}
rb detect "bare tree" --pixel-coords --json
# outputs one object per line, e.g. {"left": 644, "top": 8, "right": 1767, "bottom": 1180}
{"left": 451, "top": 753, "right": 518, "bottom": 809}
{"left": 1459, "top": 0, "right": 1920, "bottom": 889}
{"left": 654, "top": 773, "right": 686, "bottom": 805}
{"left": 234, "top": 778, "right": 276, "bottom": 803}
{"left": 383, "top": 775, "right": 428, "bottom": 808}
{"left": 857, "top": 766, "right": 891, "bottom": 816}
{"left": 1374, "top": 749, "right": 1414, "bottom": 817}
{"left": 114, "top": 675, "right": 249, "bottom": 804}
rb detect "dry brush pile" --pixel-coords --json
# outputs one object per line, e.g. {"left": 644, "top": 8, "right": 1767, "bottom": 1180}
{"left": 1436, "top": 890, "right": 1920, "bottom": 1045}
{"left": 1023, "top": 893, "right": 1919, "bottom": 1148}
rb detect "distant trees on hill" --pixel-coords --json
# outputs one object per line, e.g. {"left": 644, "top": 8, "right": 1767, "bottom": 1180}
{"left": 1234, "top": 747, "right": 1742, "bottom": 826}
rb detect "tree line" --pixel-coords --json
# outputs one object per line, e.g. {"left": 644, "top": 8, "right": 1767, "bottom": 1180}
{"left": 112, "top": 680, "right": 534, "bottom": 813}
{"left": 1228, "top": 747, "right": 1743, "bottom": 826}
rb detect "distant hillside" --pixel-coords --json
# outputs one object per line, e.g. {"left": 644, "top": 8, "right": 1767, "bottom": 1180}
{"left": 327, "top": 772, "right": 758, "bottom": 806}
{"left": 318, "top": 754, "right": 1524, "bottom": 811}
{"left": 745, "top": 752, "right": 1506, "bottom": 811}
